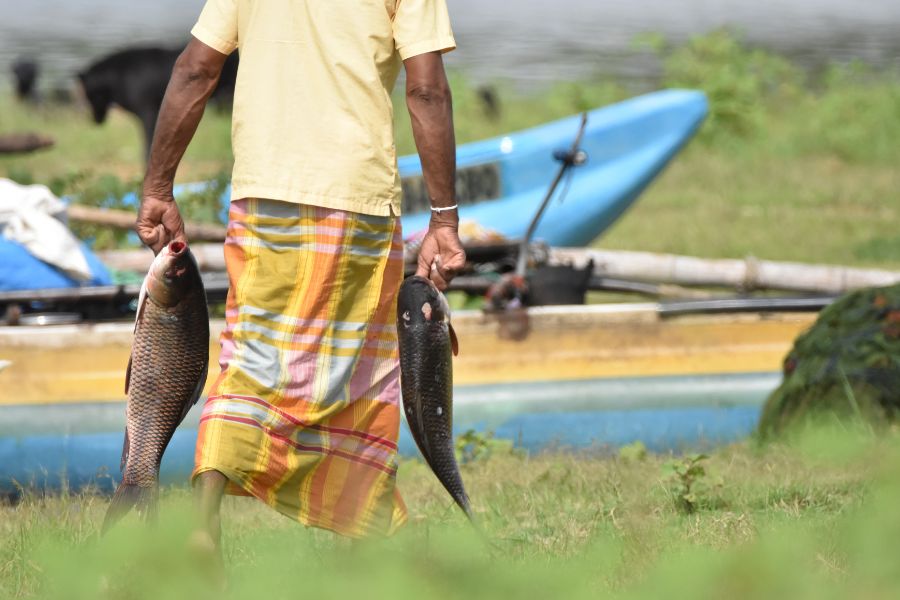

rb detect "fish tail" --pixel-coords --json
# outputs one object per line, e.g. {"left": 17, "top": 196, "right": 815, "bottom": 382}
{"left": 456, "top": 500, "right": 502, "bottom": 554}
{"left": 101, "top": 481, "right": 159, "bottom": 534}
{"left": 457, "top": 494, "right": 474, "bottom": 522}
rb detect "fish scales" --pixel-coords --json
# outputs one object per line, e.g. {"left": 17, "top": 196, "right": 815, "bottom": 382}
{"left": 125, "top": 288, "right": 208, "bottom": 484}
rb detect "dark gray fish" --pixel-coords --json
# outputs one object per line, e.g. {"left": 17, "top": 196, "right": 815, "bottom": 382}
{"left": 397, "top": 275, "right": 472, "bottom": 519}
{"left": 102, "top": 241, "right": 209, "bottom": 533}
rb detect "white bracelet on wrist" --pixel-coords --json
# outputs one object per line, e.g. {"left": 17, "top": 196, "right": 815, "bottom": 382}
{"left": 430, "top": 204, "right": 458, "bottom": 214}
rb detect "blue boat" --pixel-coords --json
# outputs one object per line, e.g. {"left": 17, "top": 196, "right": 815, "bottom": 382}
{"left": 396, "top": 89, "right": 707, "bottom": 245}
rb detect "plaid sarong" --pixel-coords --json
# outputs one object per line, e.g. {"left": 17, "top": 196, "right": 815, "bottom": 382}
{"left": 194, "top": 199, "right": 407, "bottom": 538}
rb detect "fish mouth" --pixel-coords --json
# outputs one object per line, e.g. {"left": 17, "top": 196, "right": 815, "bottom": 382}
{"left": 400, "top": 275, "right": 451, "bottom": 323}
{"left": 163, "top": 242, "right": 189, "bottom": 280}
{"left": 405, "top": 275, "right": 442, "bottom": 298}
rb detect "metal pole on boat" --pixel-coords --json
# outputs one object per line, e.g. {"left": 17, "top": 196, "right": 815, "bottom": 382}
{"left": 515, "top": 113, "right": 589, "bottom": 278}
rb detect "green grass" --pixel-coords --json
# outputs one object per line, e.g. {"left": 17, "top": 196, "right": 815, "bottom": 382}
{"left": 1, "top": 30, "right": 898, "bottom": 267}
{"left": 3, "top": 429, "right": 900, "bottom": 599}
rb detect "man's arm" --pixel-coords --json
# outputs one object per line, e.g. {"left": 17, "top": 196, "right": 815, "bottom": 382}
{"left": 136, "top": 38, "right": 230, "bottom": 254}
{"left": 404, "top": 52, "right": 465, "bottom": 290}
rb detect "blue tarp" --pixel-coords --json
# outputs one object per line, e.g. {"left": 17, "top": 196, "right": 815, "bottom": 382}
{"left": 0, "top": 237, "right": 112, "bottom": 291}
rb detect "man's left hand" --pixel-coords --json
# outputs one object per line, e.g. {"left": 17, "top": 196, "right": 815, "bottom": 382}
{"left": 415, "top": 218, "right": 466, "bottom": 291}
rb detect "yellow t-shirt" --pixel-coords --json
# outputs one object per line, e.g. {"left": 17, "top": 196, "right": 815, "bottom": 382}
{"left": 191, "top": 0, "right": 455, "bottom": 216}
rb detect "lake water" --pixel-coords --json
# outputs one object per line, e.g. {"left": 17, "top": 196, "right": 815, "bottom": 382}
{"left": 1, "top": 0, "right": 898, "bottom": 91}
{"left": 2, "top": 373, "right": 777, "bottom": 491}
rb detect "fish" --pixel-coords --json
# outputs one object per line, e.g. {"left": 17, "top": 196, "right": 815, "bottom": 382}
{"left": 102, "top": 241, "right": 209, "bottom": 533}
{"left": 397, "top": 275, "right": 472, "bottom": 520}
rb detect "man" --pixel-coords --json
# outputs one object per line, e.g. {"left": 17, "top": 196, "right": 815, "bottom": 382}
{"left": 135, "top": 0, "right": 465, "bottom": 556}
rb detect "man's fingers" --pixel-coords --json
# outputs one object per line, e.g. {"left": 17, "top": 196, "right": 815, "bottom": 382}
{"left": 137, "top": 223, "right": 169, "bottom": 255}
{"left": 162, "top": 208, "right": 186, "bottom": 239}
{"left": 136, "top": 223, "right": 158, "bottom": 248}
{"left": 436, "top": 252, "right": 465, "bottom": 285}
{"left": 437, "top": 263, "right": 456, "bottom": 283}
{"left": 150, "top": 225, "right": 168, "bottom": 255}
{"left": 431, "top": 268, "right": 449, "bottom": 291}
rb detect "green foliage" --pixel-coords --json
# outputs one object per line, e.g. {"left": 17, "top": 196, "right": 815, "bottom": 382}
{"left": 618, "top": 440, "right": 648, "bottom": 462}
{"left": 454, "top": 429, "right": 515, "bottom": 465}
{"left": 175, "top": 171, "right": 231, "bottom": 225}
{"left": 56, "top": 171, "right": 142, "bottom": 250}
{"left": 661, "top": 453, "right": 717, "bottom": 514}
{"left": 854, "top": 237, "right": 900, "bottom": 264}
{"left": 788, "top": 62, "right": 900, "bottom": 163}
{"left": 4, "top": 164, "right": 35, "bottom": 186}
{"left": 392, "top": 72, "right": 626, "bottom": 156}
{"left": 759, "top": 283, "right": 900, "bottom": 436}
{"left": 661, "top": 29, "right": 803, "bottom": 139}
{"left": 655, "top": 29, "right": 900, "bottom": 164}
{"left": 4, "top": 432, "right": 898, "bottom": 599}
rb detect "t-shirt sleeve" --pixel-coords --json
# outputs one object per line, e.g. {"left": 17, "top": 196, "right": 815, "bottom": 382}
{"left": 392, "top": 0, "right": 456, "bottom": 61}
{"left": 191, "top": 0, "right": 239, "bottom": 55}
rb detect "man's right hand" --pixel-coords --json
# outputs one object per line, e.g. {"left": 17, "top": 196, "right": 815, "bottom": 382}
{"left": 134, "top": 38, "right": 229, "bottom": 255}
{"left": 415, "top": 217, "right": 466, "bottom": 291}
{"left": 136, "top": 195, "right": 187, "bottom": 255}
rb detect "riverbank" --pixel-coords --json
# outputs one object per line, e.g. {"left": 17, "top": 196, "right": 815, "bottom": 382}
{"left": 2, "top": 429, "right": 899, "bottom": 598}
{"left": 1, "top": 31, "right": 897, "bottom": 268}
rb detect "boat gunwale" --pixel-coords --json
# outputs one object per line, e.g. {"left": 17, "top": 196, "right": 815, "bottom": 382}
{"left": 0, "top": 304, "right": 819, "bottom": 349}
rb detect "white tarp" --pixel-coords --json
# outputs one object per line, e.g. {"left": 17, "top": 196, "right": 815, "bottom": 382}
{"left": 0, "top": 178, "right": 92, "bottom": 281}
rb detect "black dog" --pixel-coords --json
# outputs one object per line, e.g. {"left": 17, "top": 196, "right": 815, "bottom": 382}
{"left": 78, "top": 46, "right": 237, "bottom": 160}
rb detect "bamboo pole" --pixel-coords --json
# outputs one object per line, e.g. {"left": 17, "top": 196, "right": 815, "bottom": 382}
{"left": 67, "top": 205, "right": 227, "bottom": 241}
{"left": 549, "top": 248, "right": 900, "bottom": 294}
{"left": 97, "top": 243, "right": 900, "bottom": 295}
{"left": 97, "top": 243, "right": 226, "bottom": 272}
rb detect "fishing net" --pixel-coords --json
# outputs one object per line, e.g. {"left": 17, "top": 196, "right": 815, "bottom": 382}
{"left": 758, "top": 283, "right": 900, "bottom": 436}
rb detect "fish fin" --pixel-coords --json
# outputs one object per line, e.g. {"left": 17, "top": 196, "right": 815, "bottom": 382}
{"left": 119, "top": 429, "right": 130, "bottom": 473}
{"left": 133, "top": 275, "right": 149, "bottom": 334}
{"left": 126, "top": 274, "right": 149, "bottom": 393}
{"left": 124, "top": 354, "right": 132, "bottom": 394}
{"left": 449, "top": 323, "right": 460, "bottom": 357}
{"left": 410, "top": 392, "right": 432, "bottom": 460}
{"left": 178, "top": 361, "right": 208, "bottom": 427}
{"left": 101, "top": 482, "right": 158, "bottom": 535}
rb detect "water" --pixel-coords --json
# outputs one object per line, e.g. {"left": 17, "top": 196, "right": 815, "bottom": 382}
{"left": 1, "top": 0, "right": 898, "bottom": 91}
{"left": 2, "top": 373, "right": 778, "bottom": 491}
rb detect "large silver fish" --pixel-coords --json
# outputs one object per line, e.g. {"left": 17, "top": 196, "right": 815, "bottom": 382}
{"left": 397, "top": 275, "right": 472, "bottom": 520}
{"left": 102, "top": 241, "right": 209, "bottom": 533}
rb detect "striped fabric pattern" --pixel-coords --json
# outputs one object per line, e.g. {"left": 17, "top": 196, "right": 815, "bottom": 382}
{"left": 194, "top": 198, "right": 407, "bottom": 538}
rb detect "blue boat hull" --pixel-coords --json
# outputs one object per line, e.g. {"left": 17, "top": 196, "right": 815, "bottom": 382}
{"left": 398, "top": 89, "right": 707, "bottom": 245}
{"left": 1, "top": 372, "right": 772, "bottom": 493}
